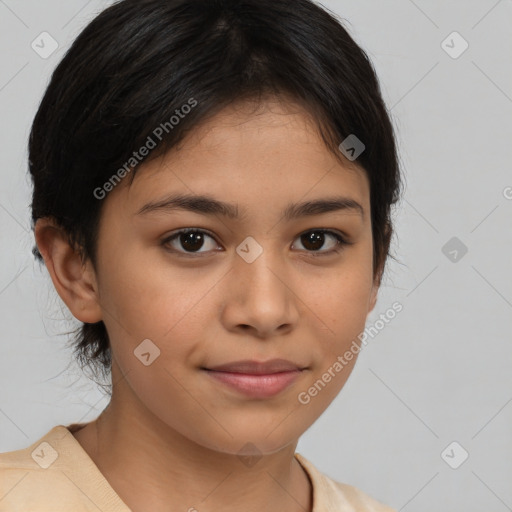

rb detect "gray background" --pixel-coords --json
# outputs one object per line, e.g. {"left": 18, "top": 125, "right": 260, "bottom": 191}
{"left": 1, "top": 1, "right": 511, "bottom": 510}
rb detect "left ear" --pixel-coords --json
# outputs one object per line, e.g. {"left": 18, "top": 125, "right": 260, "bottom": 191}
{"left": 368, "top": 280, "right": 379, "bottom": 313}
{"left": 368, "top": 224, "right": 391, "bottom": 313}
{"left": 368, "top": 259, "right": 385, "bottom": 313}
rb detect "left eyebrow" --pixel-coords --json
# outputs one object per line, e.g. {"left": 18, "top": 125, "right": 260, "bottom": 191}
{"left": 135, "top": 193, "right": 364, "bottom": 221}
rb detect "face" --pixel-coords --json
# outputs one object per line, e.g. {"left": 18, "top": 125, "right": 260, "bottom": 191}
{"left": 90, "top": 97, "right": 379, "bottom": 455}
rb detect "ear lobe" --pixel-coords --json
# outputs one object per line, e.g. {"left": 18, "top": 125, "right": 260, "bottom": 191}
{"left": 34, "top": 218, "right": 103, "bottom": 324}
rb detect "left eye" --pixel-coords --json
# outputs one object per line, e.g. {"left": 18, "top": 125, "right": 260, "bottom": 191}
{"left": 162, "top": 228, "right": 348, "bottom": 256}
{"left": 292, "top": 229, "right": 347, "bottom": 254}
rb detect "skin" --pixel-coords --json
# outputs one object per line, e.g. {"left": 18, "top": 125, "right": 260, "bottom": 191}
{"left": 35, "top": 97, "right": 382, "bottom": 512}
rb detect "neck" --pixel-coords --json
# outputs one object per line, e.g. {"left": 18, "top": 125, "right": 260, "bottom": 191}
{"left": 72, "top": 384, "right": 312, "bottom": 512}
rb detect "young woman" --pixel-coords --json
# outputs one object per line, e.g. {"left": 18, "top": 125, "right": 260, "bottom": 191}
{"left": 0, "top": 0, "right": 401, "bottom": 510}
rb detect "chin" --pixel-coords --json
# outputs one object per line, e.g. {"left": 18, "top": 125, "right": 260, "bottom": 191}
{"left": 178, "top": 415, "right": 305, "bottom": 457}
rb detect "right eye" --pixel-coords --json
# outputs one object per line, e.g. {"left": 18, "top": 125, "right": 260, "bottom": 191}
{"left": 161, "top": 228, "right": 221, "bottom": 256}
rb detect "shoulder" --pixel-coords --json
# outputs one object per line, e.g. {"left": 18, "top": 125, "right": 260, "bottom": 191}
{"left": 0, "top": 425, "right": 114, "bottom": 512}
{"left": 0, "top": 425, "right": 72, "bottom": 471}
{"left": 295, "top": 452, "right": 396, "bottom": 512}
{"left": 327, "top": 480, "right": 396, "bottom": 512}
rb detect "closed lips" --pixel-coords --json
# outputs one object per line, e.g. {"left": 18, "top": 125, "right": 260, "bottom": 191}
{"left": 202, "top": 359, "right": 307, "bottom": 399}
{"left": 203, "top": 359, "right": 307, "bottom": 374}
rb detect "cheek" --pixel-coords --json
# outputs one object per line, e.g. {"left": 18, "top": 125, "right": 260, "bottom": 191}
{"left": 97, "top": 253, "right": 227, "bottom": 410}
{"left": 305, "top": 258, "right": 374, "bottom": 341}
{"left": 98, "top": 244, "right": 215, "bottom": 338}
{"left": 292, "top": 265, "right": 373, "bottom": 416}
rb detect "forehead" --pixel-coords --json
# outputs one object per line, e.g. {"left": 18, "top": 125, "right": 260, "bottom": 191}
{"left": 111, "top": 98, "right": 370, "bottom": 215}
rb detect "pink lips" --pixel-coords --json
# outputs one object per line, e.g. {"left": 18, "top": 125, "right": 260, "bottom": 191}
{"left": 203, "top": 359, "right": 306, "bottom": 399}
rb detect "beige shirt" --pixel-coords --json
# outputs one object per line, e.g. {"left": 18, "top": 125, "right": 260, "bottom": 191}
{"left": 0, "top": 425, "right": 395, "bottom": 511}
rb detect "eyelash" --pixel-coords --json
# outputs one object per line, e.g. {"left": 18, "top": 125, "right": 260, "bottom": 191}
{"left": 161, "top": 228, "right": 352, "bottom": 258}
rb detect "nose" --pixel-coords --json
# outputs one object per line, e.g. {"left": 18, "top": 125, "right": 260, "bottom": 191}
{"left": 220, "top": 244, "right": 300, "bottom": 339}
